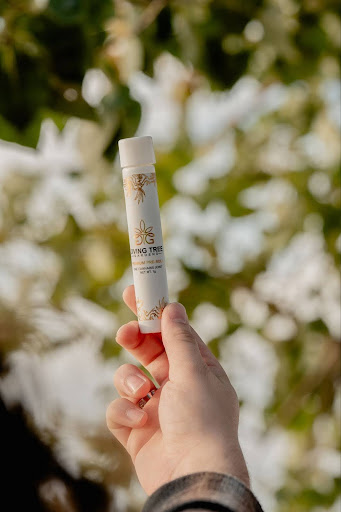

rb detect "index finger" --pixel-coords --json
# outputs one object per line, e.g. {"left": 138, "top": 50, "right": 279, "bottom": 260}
{"left": 116, "top": 286, "right": 169, "bottom": 386}
{"left": 122, "top": 284, "right": 141, "bottom": 316}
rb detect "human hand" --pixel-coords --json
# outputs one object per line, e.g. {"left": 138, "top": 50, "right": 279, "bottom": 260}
{"left": 106, "top": 285, "right": 249, "bottom": 496}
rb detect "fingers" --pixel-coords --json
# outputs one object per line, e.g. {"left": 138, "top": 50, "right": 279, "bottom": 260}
{"left": 122, "top": 284, "right": 227, "bottom": 384}
{"left": 107, "top": 364, "right": 159, "bottom": 451}
{"left": 106, "top": 398, "right": 147, "bottom": 449}
{"left": 122, "top": 284, "right": 138, "bottom": 315}
{"left": 113, "top": 363, "right": 154, "bottom": 401}
{"left": 117, "top": 289, "right": 169, "bottom": 385}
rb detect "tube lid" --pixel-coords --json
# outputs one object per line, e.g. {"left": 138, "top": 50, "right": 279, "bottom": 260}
{"left": 118, "top": 136, "right": 156, "bottom": 168}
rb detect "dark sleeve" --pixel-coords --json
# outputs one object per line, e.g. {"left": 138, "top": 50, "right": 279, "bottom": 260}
{"left": 142, "top": 472, "right": 263, "bottom": 512}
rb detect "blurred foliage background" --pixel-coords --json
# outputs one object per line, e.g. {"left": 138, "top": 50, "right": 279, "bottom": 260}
{"left": 0, "top": 0, "right": 340, "bottom": 511}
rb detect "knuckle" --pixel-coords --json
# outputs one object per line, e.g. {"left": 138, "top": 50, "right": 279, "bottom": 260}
{"left": 113, "top": 363, "right": 137, "bottom": 382}
{"left": 119, "top": 363, "right": 137, "bottom": 373}
{"left": 173, "top": 323, "right": 195, "bottom": 344}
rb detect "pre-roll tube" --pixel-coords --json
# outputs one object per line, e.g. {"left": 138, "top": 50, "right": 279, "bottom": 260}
{"left": 118, "top": 136, "right": 169, "bottom": 333}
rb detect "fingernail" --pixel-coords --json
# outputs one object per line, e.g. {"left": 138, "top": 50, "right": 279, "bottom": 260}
{"left": 126, "top": 407, "right": 145, "bottom": 423}
{"left": 168, "top": 303, "right": 188, "bottom": 324}
{"left": 125, "top": 375, "right": 146, "bottom": 394}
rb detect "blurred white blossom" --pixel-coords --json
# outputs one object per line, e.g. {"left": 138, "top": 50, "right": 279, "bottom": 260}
{"left": 82, "top": 68, "right": 112, "bottom": 107}
{"left": 0, "top": 339, "right": 119, "bottom": 477}
{"left": 231, "top": 288, "right": 269, "bottom": 329}
{"left": 220, "top": 328, "right": 278, "bottom": 409}
{"left": 173, "top": 135, "right": 236, "bottom": 195}
{"left": 238, "top": 405, "right": 292, "bottom": 512}
{"left": 0, "top": 238, "right": 61, "bottom": 306}
{"left": 130, "top": 54, "right": 192, "bottom": 149}
{"left": 0, "top": 119, "right": 98, "bottom": 239}
{"left": 254, "top": 232, "right": 341, "bottom": 337}
{"left": 263, "top": 313, "right": 297, "bottom": 342}
{"left": 258, "top": 124, "right": 304, "bottom": 174}
{"left": 239, "top": 178, "right": 297, "bottom": 214}
{"left": 216, "top": 211, "right": 277, "bottom": 273}
{"left": 186, "top": 76, "right": 287, "bottom": 144}
{"left": 191, "top": 302, "right": 228, "bottom": 343}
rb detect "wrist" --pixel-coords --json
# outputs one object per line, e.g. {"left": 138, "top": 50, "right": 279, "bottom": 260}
{"left": 169, "top": 442, "right": 250, "bottom": 488}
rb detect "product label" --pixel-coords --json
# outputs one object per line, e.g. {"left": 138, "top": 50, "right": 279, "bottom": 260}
{"left": 123, "top": 170, "right": 168, "bottom": 325}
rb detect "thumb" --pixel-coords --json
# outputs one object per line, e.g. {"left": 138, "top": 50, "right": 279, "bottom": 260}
{"left": 161, "top": 302, "right": 205, "bottom": 380}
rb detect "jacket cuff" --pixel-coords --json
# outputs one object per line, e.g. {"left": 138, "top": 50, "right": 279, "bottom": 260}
{"left": 142, "top": 472, "right": 263, "bottom": 512}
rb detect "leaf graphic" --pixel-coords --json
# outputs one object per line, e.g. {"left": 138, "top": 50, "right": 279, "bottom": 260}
{"left": 136, "top": 297, "right": 167, "bottom": 321}
{"left": 123, "top": 173, "right": 156, "bottom": 203}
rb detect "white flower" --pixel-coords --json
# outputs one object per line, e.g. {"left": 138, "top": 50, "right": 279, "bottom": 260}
{"left": 0, "top": 238, "right": 61, "bottom": 306}
{"left": 0, "top": 339, "right": 119, "bottom": 477}
{"left": 263, "top": 313, "right": 297, "bottom": 342}
{"left": 231, "top": 288, "right": 269, "bottom": 329}
{"left": 0, "top": 119, "right": 98, "bottom": 239}
{"left": 219, "top": 328, "right": 278, "bottom": 409}
{"left": 186, "top": 76, "right": 287, "bottom": 145}
{"left": 129, "top": 53, "right": 192, "bottom": 149}
{"left": 173, "top": 135, "right": 236, "bottom": 195}
{"left": 238, "top": 406, "right": 292, "bottom": 512}
{"left": 239, "top": 178, "right": 297, "bottom": 213}
{"left": 216, "top": 211, "right": 277, "bottom": 274}
{"left": 255, "top": 232, "right": 341, "bottom": 337}
{"left": 191, "top": 303, "right": 228, "bottom": 343}
{"left": 82, "top": 68, "right": 112, "bottom": 107}
{"left": 63, "top": 296, "right": 118, "bottom": 338}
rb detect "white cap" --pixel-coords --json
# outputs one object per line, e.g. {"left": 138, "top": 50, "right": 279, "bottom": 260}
{"left": 118, "top": 136, "right": 156, "bottom": 168}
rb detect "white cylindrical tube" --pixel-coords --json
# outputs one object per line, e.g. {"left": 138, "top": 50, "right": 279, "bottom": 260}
{"left": 118, "top": 136, "right": 169, "bottom": 333}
